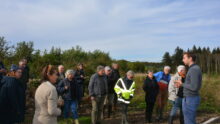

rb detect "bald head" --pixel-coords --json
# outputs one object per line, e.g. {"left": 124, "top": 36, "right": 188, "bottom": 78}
{"left": 58, "top": 65, "right": 65, "bottom": 73}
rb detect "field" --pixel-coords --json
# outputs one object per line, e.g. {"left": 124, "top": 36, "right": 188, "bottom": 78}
{"left": 24, "top": 74, "right": 220, "bottom": 124}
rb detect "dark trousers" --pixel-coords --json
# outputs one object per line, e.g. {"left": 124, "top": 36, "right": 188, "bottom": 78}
{"left": 145, "top": 100, "right": 155, "bottom": 123}
{"left": 120, "top": 103, "right": 129, "bottom": 124}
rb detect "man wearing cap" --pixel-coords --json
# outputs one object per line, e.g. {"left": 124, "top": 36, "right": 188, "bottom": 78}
{"left": 0, "top": 64, "right": 25, "bottom": 124}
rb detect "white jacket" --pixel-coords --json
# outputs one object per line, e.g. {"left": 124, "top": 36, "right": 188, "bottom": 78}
{"left": 33, "top": 81, "right": 61, "bottom": 124}
{"left": 168, "top": 73, "right": 182, "bottom": 101}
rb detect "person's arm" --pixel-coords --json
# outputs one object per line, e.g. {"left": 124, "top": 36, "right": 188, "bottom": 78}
{"left": 114, "top": 79, "right": 122, "bottom": 96}
{"left": 183, "top": 69, "right": 202, "bottom": 91}
{"left": 168, "top": 76, "right": 177, "bottom": 99}
{"left": 154, "top": 72, "right": 161, "bottom": 82}
{"left": 142, "top": 80, "right": 148, "bottom": 92}
{"left": 47, "top": 88, "right": 61, "bottom": 116}
{"left": 57, "top": 80, "right": 66, "bottom": 94}
{"left": 130, "top": 82, "right": 135, "bottom": 98}
{"left": 88, "top": 75, "right": 95, "bottom": 97}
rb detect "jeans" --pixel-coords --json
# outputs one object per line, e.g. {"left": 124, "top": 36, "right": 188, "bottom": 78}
{"left": 170, "top": 97, "right": 183, "bottom": 116}
{"left": 63, "top": 100, "right": 79, "bottom": 119}
{"left": 183, "top": 96, "right": 200, "bottom": 124}
{"left": 91, "top": 96, "right": 105, "bottom": 124}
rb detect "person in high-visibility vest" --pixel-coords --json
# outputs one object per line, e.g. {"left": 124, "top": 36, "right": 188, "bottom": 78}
{"left": 114, "top": 70, "right": 135, "bottom": 124}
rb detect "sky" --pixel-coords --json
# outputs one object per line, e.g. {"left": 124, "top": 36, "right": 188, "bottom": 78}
{"left": 0, "top": 0, "right": 220, "bottom": 62}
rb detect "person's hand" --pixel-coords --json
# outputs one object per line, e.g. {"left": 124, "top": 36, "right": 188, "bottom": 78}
{"left": 175, "top": 80, "right": 183, "bottom": 88}
{"left": 80, "top": 75, "right": 84, "bottom": 78}
{"left": 58, "top": 99, "right": 64, "bottom": 107}
{"left": 91, "top": 96, "right": 95, "bottom": 101}
{"left": 64, "top": 86, "right": 69, "bottom": 90}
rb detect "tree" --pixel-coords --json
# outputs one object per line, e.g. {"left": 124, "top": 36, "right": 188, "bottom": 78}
{"left": 14, "top": 41, "right": 34, "bottom": 62}
{"left": 162, "top": 52, "right": 172, "bottom": 66}
{"left": 172, "top": 46, "right": 184, "bottom": 67}
{"left": 0, "top": 37, "right": 11, "bottom": 60}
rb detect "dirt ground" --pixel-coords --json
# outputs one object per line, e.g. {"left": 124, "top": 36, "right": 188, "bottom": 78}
{"left": 78, "top": 102, "right": 220, "bottom": 124}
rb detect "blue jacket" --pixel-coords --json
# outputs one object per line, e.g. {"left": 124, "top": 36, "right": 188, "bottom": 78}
{"left": 0, "top": 76, "right": 25, "bottom": 123}
{"left": 154, "top": 71, "right": 171, "bottom": 84}
{"left": 57, "top": 78, "right": 80, "bottom": 101}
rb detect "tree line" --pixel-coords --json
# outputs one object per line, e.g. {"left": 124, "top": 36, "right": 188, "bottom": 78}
{"left": 162, "top": 45, "right": 220, "bottom": 74}
{"left": 0, "top": 37, "right": 162, "bottom": 78}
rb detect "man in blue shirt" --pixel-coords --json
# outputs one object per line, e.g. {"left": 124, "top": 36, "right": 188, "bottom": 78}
{"left": 154, "top": 66, "right": 171, "bottom": 121}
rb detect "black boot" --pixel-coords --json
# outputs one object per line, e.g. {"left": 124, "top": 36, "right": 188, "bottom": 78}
{"left": 168, "top": 116, "right": 174, "bottom": 124}
{"left": 156, "top": 108, "right": 163, "bottom": 122}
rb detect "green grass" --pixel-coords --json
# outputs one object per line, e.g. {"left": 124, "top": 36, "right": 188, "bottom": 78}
{"left": 131, "top": 74, "right": 220, "bottom": 113}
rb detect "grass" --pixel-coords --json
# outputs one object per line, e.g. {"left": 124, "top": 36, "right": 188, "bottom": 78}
{"left": 131, "top": 74, "right": 220, "bottom": 113}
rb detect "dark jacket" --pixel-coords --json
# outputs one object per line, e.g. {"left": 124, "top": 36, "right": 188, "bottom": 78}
{"left": 105, "top": 74, "right": 115, "bottom": 94}
{"left": 143, "top": 76, "right": 159, "bottom": 102}
{"left": 183, "top": 64, "right": 202, "bottom": 97}
{"left": 75, "top": 69, "right": 85, "bottom": 85}
{"left": 177, "top": 77, "right": 185, "bottom": 98}
{"left": 0, "top": 61, "right": 6, "bottom": 76}
{"left": 88, "top": 73, "right": 108, "bottom": 97}
{"left": 20, "top": 66, "right": 30, "bottom": 90}
{"left": 0, "top": 76, "right": 25, "bottom": 123}
{"left": 57, "top": 72, "right": 65, "bottom": 82}
{"left": 57, "top": 78, "right": 79, "bottom": 101}
{"left": 110, "top": 69, "right": 120, "bottom": 86}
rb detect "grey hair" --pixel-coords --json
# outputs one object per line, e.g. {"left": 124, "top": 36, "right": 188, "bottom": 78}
{"left": 58, "top": 65, "right": 64, "bottom": 69}
{"left": 126, "top": 70, "right": 135, "bottom": 76}
{"left": 65, "top": 69, "right": 75, "bottom": 77}
{"left": 105, "top": 66, "right": 111, "bottom": 71}
{"left": 177, "top": 65, "right": 185, "bottom": 72}
{"left": 97, "top": 65, "right": 104, "bottom": 72}
{"left": 164, "top": 66, "right": 171, "bottom": 70}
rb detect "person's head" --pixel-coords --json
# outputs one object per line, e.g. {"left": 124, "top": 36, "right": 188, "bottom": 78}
{"left": 8, "top": 64, "right": 22, "bottom": 79}
{"left": 177, "top": 65, "right": 186, "bottom": 75}
{"left": 112, "top": 63, "right": 119, "bottom": 70}
{"left": 105, "top": 66, "right": 112, "bottom": 76}
{"left": 147, "top": 70, "right": 154, "bottom": 79}
{"left": 22, "top": 59, "right": 28, "bottom": 65}
{"left": 19, "top": 60, "right": 26, "bottom": 69}
{"left": 97, "top": 65, "right": 105, "bottom": 76}
{"left": 58, "top": 65, "right": 65, "bottom": 73}
{"left": 183, "top": 52, "right": 196, "bottom": 66}
{"left": 65, "top": 69, "right": 75, "bottom": 81}
{"left": 42, "top": 65, "right": 58, "bottom": 84}
{"left": 163, "top": 66, "right": 171, "bottom": 75}
{"left": 126, "top": 70, "right": 135, "bottom": 80}
{"left": 77, "top": 63, "right": 84, "bottom": 70}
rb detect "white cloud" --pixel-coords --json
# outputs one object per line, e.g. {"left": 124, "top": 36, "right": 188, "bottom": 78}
{"left": 0, "top": 0, "right": 220, "bottom": 62}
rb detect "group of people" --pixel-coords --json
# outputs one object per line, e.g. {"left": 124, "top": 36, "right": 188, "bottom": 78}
{"left": 0, "top": 59, "right": 29, "bottom": 124}
{"left": 143, "top": 52, "right": 202, "bottom": 124}
{"left": 88, "top": 64, "right": 135, "bottom": 124}
{"left": 0, "top": 51, "right": 202, "bottom": 124}
{"left": 34, "top": 63, "right": 85, "bottom": 124}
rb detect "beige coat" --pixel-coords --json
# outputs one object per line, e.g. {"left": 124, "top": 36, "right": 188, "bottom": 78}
{"left": 33, "top": 81, "right": 61, "bottom": 124}
{"left": 168, "top": 73, "right": 182, "bottom": 101}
